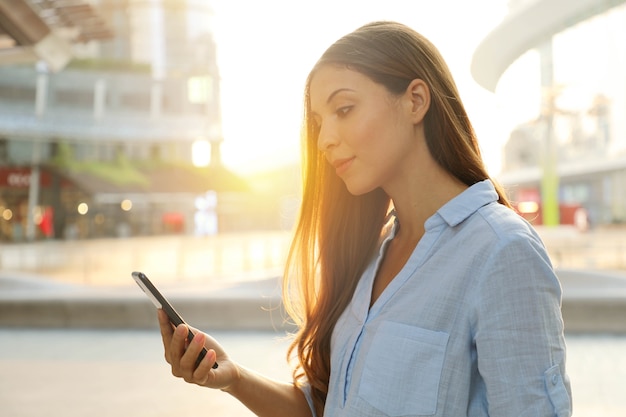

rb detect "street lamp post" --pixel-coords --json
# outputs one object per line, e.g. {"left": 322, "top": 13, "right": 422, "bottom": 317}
{"left": 539, "top": 39, "right": 560, "bottom": 227}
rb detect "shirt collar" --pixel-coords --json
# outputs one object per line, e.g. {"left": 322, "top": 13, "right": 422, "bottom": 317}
{"left": 428, "top": 179, "right": 498, "bottom": 229}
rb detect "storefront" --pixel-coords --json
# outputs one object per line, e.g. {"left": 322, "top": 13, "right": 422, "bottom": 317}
{"left": 0, "top": 167, "right": 67, "bottom": 241}
{"left": 0, "top": 164, "right": 248, "bottom": 242}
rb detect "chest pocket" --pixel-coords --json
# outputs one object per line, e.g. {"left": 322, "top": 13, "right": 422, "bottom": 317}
{"left": 357, "top": 321, "right": 449, "bottom": 416}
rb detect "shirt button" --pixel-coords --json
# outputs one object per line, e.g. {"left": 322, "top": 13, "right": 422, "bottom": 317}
{"left": 552, "top": 374, "right": 559, "bottom": 385}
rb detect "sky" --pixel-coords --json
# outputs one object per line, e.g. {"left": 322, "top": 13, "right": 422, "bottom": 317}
{"left": 209, "top": 0, "right": 512, "bottom": 175}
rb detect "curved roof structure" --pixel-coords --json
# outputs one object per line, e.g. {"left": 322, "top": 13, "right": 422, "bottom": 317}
{"left": 471, "top": 0, "right": 626, "bottom": 92}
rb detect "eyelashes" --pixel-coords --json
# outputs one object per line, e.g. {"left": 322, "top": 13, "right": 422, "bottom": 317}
{"left": 336, "top": 106, "right": 353, "bottom": 117}
{"left": 310, "top": 105, "right": 354, "bottom": 131}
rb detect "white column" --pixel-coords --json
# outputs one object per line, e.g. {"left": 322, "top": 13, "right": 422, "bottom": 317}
{"left": 26, "top": 66, "right": 48, "bottom": 241}
{"left": 94, "top": 78, "right": 107, "bottom": 120}
{"left": 26, "top": 142, "right": 41, "bottom": 241}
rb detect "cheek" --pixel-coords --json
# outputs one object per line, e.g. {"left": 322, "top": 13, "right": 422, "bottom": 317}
{"left": 346, "top": 113, "right": 389, "bottom": 151}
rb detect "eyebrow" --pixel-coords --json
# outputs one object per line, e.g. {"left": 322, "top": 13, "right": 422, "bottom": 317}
{"left": 326, "top": 88, "right": 355, "bottom": 104}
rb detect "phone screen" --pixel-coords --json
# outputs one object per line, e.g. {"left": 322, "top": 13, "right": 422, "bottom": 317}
{"left": 132, "top": 271, "right": 218, "bottom": 369}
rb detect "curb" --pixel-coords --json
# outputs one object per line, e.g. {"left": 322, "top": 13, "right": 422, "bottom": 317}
{"left": 0, "top": 275, "right": 293, "bottom": 331}
{"left": 0, "top": 295, "right": 291, "bottom": 331}
{"left": 1, "top": 270, "right": 625, "bottom": 333}
{"left": 555, "top": 269, "right": 626, "bottom": 333}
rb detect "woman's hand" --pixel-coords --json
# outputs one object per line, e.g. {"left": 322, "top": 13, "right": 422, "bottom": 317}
{"left": 157, "top": 309, "right": 241, "bottom": 391}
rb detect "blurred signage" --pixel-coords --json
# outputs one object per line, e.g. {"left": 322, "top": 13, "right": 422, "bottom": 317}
{"left": 0, "top": 168, "right": 52, "bottom": 188}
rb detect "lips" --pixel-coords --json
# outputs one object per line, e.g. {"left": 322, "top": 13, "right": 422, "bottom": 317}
{"left": 331, "top": 157, "right": 355, "bottom": 175}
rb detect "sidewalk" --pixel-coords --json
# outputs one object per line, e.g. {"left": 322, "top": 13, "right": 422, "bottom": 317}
{"left": 1, "top": 267, "right": 626, "bottom": 333}
{"left": 2, "top": 230, "right": 626, "bottom": 417}
{"left": 0, "top": 271, "right": 290, "bottom": 331}
{"left": 2, "top": 328, "right": 624, "bottom": 417}
{"left": 0, "top": 328, "right": 294, "bottom": 417}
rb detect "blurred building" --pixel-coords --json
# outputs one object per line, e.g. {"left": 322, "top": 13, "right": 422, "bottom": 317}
{"left": 0, "top": 0, "right": 247, "bottom": 242}
{"left": 472, "top": 0, "right": 626, "bottom": 227}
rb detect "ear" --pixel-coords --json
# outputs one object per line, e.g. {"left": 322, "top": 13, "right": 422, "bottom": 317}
{"left": 405, "top": 79, "right": 430, "bottom": 124}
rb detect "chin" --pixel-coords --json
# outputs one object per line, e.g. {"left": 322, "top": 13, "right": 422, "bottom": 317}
{"left": 343, "top": 179, "right": 377, "bottom": 196}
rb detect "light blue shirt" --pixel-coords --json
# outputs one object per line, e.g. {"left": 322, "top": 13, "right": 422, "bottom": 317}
{"left": 303, "top": 180, "right": 572, "bottom": 417}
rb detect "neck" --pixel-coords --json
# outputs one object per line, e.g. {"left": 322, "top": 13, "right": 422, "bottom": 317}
{"left": 387, "top": 162, "right": 468, "bottom": 241}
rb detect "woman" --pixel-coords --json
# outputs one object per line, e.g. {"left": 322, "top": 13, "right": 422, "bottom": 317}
{"left": 159, "top": 21, "right": 572, "bottom": 417}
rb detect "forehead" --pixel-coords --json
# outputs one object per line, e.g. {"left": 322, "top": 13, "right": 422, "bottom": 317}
{"left": 309, "top": 66, "right": 377, "bottom": 106}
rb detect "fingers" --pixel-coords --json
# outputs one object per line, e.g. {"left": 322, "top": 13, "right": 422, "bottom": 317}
{"left": 157, "top": 309, "right": 190, "bottom": 369}
{"left": 189, "top": 333, "right": 218, "bottom": 385}
{"left": 168, "top": 325, "right": 214, "bottom": 379}
{"left": 170, "top": 324, "right": 192, "bottom": 377}
{"left": 157, "top": 309, "right": 175, "bottom": 363}
{"left": 157, "top": 310, "right": 220, "bottom": 387}
{"left": 157, "top": 308, "right": 172, "bottom": 331}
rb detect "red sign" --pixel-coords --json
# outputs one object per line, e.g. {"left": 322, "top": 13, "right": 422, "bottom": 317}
{"left": 0, "top": 168, "right": 52, "bottom": 188}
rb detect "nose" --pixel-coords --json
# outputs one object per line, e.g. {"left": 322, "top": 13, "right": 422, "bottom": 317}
{"left": 316, "top": 122, "right": 339, "bottom": 153}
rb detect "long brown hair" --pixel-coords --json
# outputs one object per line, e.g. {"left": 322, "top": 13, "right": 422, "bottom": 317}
{"left": 283, "top": 21, "right": 511, "bottom": 415}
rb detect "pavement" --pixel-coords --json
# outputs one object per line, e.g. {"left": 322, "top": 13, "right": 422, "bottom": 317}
{"left": 1, "top": 329, "right": 623, "bottom": 417}
{"left": 0, "top": 328, "right": 295, "bottom": 417}
{"left": 1, "top": 267, "right": 626, "bottom": 333}
{"left": 1, "top": 263, "right": 626, "bottom": 417}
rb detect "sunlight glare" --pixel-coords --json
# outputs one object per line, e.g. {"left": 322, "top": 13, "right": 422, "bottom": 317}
{"left": 192, "top": 139, "right": 211, "bottom": 167}
{"left": 212, "top": 0, "right": 510, "bottom": 175}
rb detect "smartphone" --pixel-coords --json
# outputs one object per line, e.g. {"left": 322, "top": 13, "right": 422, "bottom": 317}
{"left": 131, "top": 271, "right": 218, "bottom": 369}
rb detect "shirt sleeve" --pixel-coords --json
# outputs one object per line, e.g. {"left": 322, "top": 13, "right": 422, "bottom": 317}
{"left": 473, "top": 232, "right": 572, "bottom": 417}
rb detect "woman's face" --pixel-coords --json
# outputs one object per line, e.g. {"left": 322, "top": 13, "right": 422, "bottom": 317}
{"left": 309, "top": 65, "right": 421, "bottom": 196}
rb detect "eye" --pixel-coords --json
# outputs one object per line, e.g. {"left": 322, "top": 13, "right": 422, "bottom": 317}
{"left": 336, "top": 106, "right": 352, "bottom": 117}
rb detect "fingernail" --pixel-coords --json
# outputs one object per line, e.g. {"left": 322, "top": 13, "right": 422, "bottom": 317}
{"left": 193, "top": 332, "right": 205, "bottom": 345}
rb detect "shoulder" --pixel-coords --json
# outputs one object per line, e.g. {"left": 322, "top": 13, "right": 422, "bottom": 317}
{"left": 465, "top": 202, "right": 557, "bottom": 285}
{"left": 478, "top": 201, "right": 538, "bottom": 239}
{"left": 469, "top": 206, "right": 562, "bottom": 316}
{"left": 467, "top": 201, "right": 548, "bottom": 257}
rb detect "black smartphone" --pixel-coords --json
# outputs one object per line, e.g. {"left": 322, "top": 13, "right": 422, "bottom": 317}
{"left": 131, "top": 271, "right": 218, "bottom": 369}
